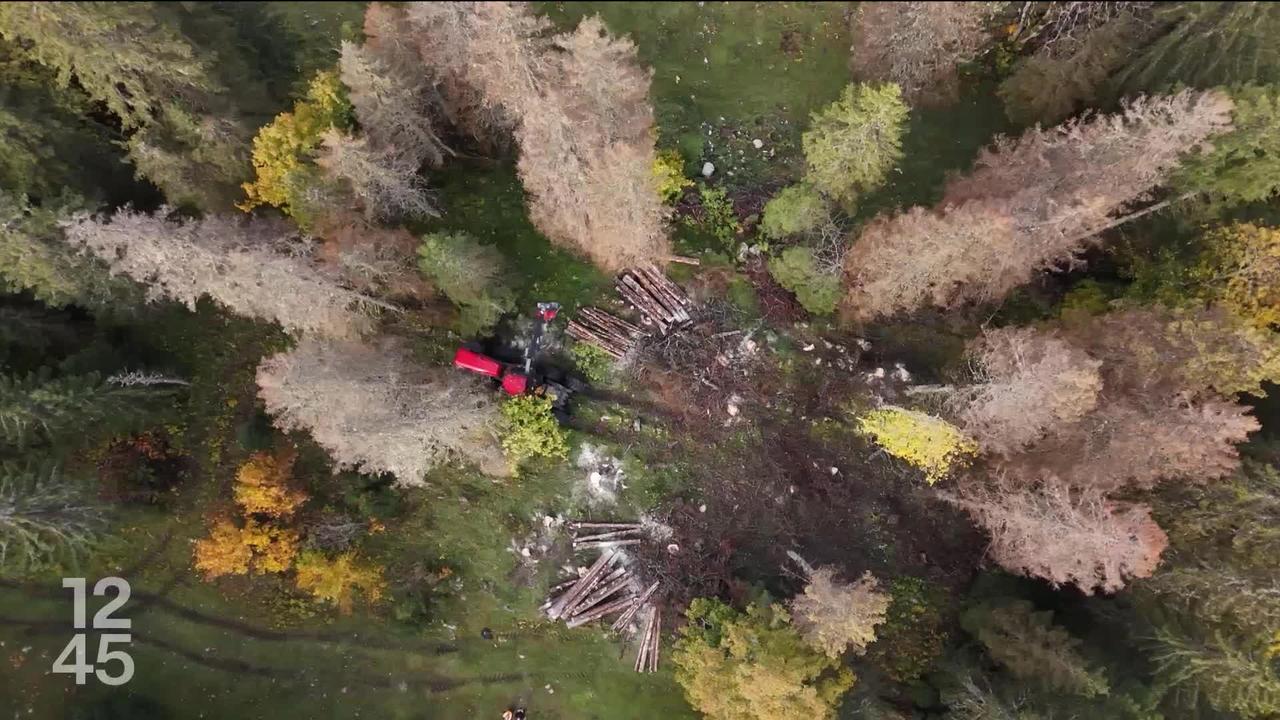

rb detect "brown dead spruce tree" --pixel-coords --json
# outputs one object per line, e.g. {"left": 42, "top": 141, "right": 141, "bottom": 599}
{"left": 935, "top": 306, "right": 1277, "bottom": 593}
{"left": 405, "top": 2, "right": 670, "bottom": 271}
{"left": 63, "top": 208, "right": 388, "bottom": 338}
{"left": 843, "top": 90, "right": 1233, "bottom": 321}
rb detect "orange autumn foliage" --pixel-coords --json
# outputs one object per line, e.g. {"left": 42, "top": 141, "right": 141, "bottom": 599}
{"left": 193, "top": 517, "right": 300, "bottom": 579}
{"left": 233, "top": 450, "right": 308, "bottom": 518}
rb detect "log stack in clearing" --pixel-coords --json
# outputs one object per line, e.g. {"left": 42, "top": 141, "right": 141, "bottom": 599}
{"left": 567, "top": 264, "right": 691, "bottom": 358}
{"left": 566, "top": 307, "right": 645, "bottom": 359}
{"left": 617, "top": 264, "right": 692, "bottom": 335}
{"left": 542, "top": 519, "right": 664, "bottom": 672}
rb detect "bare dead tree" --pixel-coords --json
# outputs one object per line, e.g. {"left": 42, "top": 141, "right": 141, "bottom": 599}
{"left": 63, "top": 208, "right": 391, "bottom": 338}
{"left": 317, "top": 132, "right": 439, "bottom": 221}
{"left": 844, "top": 90, "right": 1233, "bottom": 319}
{"left": 941, "top": 479, "right": 1167, "bottom": 594}
{"left": 952, "top": 327, "right": 1102, "bottom": 456}
{"left": 850, "top": 2, "right": 1000, "bottom": 105}
{"left": 256, "top": 337, "right": 508, "bottom": 485}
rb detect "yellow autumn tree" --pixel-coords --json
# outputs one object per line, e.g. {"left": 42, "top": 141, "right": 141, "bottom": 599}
{"left": 193, "top": 516, "right": 254, "bottom": 578}
{"left": 239, "top": 70, "right": 353, "bottom": 215}
{"left": 857, "top": 406, "right": 977, "bottom": 484}
{"left": 1195, "top": 222, "right": 1280, "bottom": 329}
{"left": 193, "top": 517, "right": 300, "bottom": 579}
{"left": 294, "top": 550, "right": 385, "bottom": 614}
{"left": 673, "top": 600, "right": 854, "bottom": 720}
{"left": 234, "top": 450, "right": 308, "bottom": 518}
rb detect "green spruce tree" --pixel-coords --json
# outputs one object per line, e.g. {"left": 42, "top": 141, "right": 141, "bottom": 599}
{"left": 0, "top": 461, "right": 102, "bottom": 573}
{"left": 962, "top": 600, "right": 1110, "bottom": 698}
{"left": 0, "top": 370, "right": 176, "bottom": 452}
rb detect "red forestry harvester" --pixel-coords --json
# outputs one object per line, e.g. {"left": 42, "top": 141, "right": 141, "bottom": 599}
{"left": 452, "top": 302, "right": 585, "bottom": 419}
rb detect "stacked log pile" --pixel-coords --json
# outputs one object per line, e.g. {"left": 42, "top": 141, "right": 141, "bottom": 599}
{"left": 617, "top": 264, "right": 692, "bottom": 335}
{"left": 543, "top": 519, "right": 664, "bottom": 672}
{"left": 567, "top": 264, "right": 691, "bottom": 358}
{"left": 566, "top": 308, "right": 645, "bottom": 359}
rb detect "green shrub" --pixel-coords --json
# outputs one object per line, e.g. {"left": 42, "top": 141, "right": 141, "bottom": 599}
{"left": 654, "top": 149, "right": 693, "bottom": 203}
{"left": 868, "top": 577, "right": 949, "bottom": 683}
{"left": 499, "top": 395, "right": 568, "bottom": 466}
{"left": 1059, "top": 280, "right": 1115, "bottom": 317}
{"left": 767, "top": 246, "right": 841, "bottom": 315}
{"left": 726, "top": 275, "right": 761, "bottom": 316}
{"left": 569, "top": 342, "right": 614, "bottom": 384}
{"left": 698, "top": 185, "right": 741, "bottom": 251}
{"left": 760, "top": 184, "right": 830, "bottom": 240}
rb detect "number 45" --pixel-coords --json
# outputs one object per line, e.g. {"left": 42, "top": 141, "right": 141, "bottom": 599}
{"left": 52, "top": 578, "right": 134, "bottom": 686}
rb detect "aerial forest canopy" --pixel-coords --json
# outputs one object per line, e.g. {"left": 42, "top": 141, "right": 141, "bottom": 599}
{"left": 2, "top": 2, "right": 1280, "bottom": 719}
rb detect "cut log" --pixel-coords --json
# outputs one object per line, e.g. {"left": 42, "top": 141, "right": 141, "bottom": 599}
{"left": 649, "top": 612, "right": 661, "bottom": 672}
{"left": 569, "top": 574, "right": 633, "bottom": 618}
{"left": 560, "top": 563, "right": 625, "bottom": 618}
{"left": 567, "top": 307, "right": 646, "bottom": 359}
{"left": 611, "top": 581, "right": 660, "bottom": 632}
{"left": 547, "top": 550, "right": 614, "bottom": 620}
{"left": 563, "top": 565, "right": 627, "bottom": 613}
{"left": 573, "top": 528, "right": 643, "bottom": 543}
{"left": 666, "top": 254, "right": 701, "bottom": 266}
{"left": 634, "top": 606, "right": 658, "bottom": 672}
{"left": 570, "top": 522, "right": 644, "bottom": 531}
{"left": 565, "top": 594, "right": 637, "bottom": 628}
{"left": 574, "top": 539, "right": 642, "bottom": 550}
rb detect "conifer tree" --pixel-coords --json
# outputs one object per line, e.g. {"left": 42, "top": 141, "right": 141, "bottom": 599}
{"left": 801, "top": 83, "right": 908, "bottom": 205}
{"left": 255, "top": 337, "right": 507, "bottom": 485}
{"left": 1150, "top": 624, "right": 1280, "bottom": 718}
{"left": 0, "top": 192, "right": 128, "bottom": 309}
{"left": 64, "top": 207, "right": 385, "bottom": 338}
{"left": 844, "top": 91, "right": 1233, "bottom": 319}
{"left": 0, "top": 2, "right": 263, "bottom": 210}
{"left": 962, "top": 600, "right": 1110, "bottom": 698}
{"left": 1172, "top": 85, "right": 1280, "bottom": 206}
{"left": 1117, "top": 2, "right": 1280, "bottom": 92}
{"left": 788, "top": 555, "right": 890, "bottom": 658}
{"left": 0, "top": 371, "right": 173, "bottom": 452}
{"left": 1142, "top": 462, "right": 1280, "bottom": 662}
{"left": 0, "top": 462, "right": 103, "bottom": 573}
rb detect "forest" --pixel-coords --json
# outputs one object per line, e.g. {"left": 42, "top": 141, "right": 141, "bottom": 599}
{"left": 1, "top": 1, "right": 1279, "bottom": 718}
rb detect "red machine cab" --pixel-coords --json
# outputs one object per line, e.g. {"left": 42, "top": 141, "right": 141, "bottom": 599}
{"left": 501, "top": 373, "right": 529, "bottom": 395}
{"left": 453, "top": 348, "right": 501, "bottom": 377}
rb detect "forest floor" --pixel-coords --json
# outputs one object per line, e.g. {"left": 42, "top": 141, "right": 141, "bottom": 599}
{"left": 0, "top": 3, "right": 1019, "bottom": 719}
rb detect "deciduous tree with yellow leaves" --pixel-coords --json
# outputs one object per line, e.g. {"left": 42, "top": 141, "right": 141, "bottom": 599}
{"left": 192, "top": 517, "right": 300, "bottom": 579}
{"left": 857, "top": 406, "right": 977, "bottom": 484}
{"left": 673, "top": 599, "right": 854, "bottom": 720}
{"left": 239, "top": 70, "right": 353, "bottom": 219}
{"left": 294, "top": 550, "right": 385, "bottom": 614}
{"left": 1194, "top": 223, "right": 1280, "bottom": 329}
{"left": 233, "top": 450, "right": 307, "bottom": 519}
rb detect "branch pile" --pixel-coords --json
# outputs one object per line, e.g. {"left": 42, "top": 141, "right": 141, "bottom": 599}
{"left": 617, "top": 264, "right": 692, "bottom": 334}
{"left": 567, "top": 308, "right": 645, "bottom": 359}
